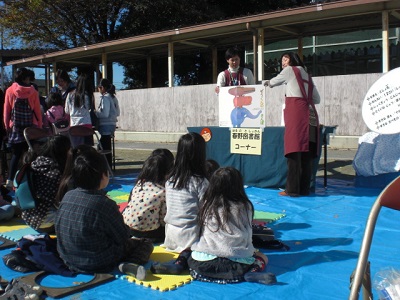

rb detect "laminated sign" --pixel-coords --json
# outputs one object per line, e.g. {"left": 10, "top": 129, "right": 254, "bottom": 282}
{"left": 362, "top": 67, "right": 400, "bottom": 134}
{"left": 230, "top": 128, "right": 262, "bottom": 155}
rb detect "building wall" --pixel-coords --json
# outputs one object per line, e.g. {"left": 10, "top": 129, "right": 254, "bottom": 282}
{"left": 107, "top": 73, "right": 382, "bottom": 137}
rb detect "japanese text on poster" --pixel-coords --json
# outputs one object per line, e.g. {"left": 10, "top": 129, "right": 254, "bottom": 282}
{"left": 230, "top": 128, "right": 262, "bottom": 155}
{"left": 362, "top": 67, "right": 400, "bottom": 134}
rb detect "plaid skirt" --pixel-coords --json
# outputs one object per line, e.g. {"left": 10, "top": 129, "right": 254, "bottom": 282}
{"left": 187, "top": 256, "right": 252, "bottom": 284}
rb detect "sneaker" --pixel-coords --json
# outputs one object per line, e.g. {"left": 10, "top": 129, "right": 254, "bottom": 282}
{"left": 150, "top": 261, "right": 184, "bottom": 275}
{"left": 252, "top": 224, "right": 275, "bottom": 240}
{"left": 1, "top": 278, "right": 43, "bottom": 300}
{"left": 118, "top": 262, "right": 146, "bottom": 281}
{"left": 252, "top": 239, "right": 290, "bottom": 251}
{"left": 244, "top": 272, "right": 277, "bottom": 285}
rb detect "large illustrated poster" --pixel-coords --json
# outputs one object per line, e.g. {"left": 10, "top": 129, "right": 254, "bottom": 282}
{"left": 218, "top": 85, "right": 266, "bottom": 128}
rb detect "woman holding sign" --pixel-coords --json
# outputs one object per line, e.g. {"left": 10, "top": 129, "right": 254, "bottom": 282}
{"left": 265, "top": 52, "right": 320, "bottom": 197}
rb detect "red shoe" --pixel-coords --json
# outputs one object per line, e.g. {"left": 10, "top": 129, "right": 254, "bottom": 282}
{"left": 278, "top": 191, "right": 298, "bottom": 197}
{"left": 278, "top": 191, "right": 289, "bottom": 196}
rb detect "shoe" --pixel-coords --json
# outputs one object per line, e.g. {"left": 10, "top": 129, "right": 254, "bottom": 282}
{"left": 278, "top": 191, "right": 298, "bottom": 197}
{"left": 1, "top": 278, "right": 43, "bottom": 300}
{"left": 252, "top": 224, "right": 275, "bottom": 241}
{"left": 118, "top": 262, "right": 146, "bottom": 280}
{"left": 150, "top": 261, "right": 184, "bottom": 275}
{"left": 3, "top": 250, "right": 41, "bottom": 273}
{"left": 252, "top": 239, "right": 290, "bottom": 251}
{"left": 244, "top": 272, "right": 277, "bottom": 285}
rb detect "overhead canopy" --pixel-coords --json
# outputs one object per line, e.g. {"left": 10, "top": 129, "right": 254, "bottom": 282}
{"left": 6, "top": 0, "right": 400, "bottom": 84}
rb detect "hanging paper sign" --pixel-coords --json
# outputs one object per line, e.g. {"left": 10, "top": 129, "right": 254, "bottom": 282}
{"left": 362, "top": 67, "right": 400, "bottom": 134}
{"left": 219, "top": 85, "right": 266, "bottom": 128}
{"left": 230, "top": 128, "right": 262, "bottom": 155}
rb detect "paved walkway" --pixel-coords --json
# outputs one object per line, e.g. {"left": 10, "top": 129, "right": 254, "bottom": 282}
{"left": 113, "top": 140, "right": 357, "bottom": 181}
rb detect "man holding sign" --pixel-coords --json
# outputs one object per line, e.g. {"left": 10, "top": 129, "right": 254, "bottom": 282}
{"left": 215, "top": 47, "right": 255, "bottom": 94}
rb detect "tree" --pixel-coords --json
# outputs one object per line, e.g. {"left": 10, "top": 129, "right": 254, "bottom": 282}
{"left": 0, "top": 0, "right": 131, "bottom": 49}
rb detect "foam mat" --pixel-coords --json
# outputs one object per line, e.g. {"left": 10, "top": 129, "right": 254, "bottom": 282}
{"left": 0, "top": 227, "right": 39, "bottom": 241}
{"left": 0, "top": 219, "right": 39, "bottom": 241}
{"left": 123, "top": 246, "right": 193, "bottom": 292}
{"left": 0, "top": 218, "right": 30, "bottom": 232}
{"left": 254, "top": 210, "right": 285, "bottom": 222}
{"left": 107, "top": 190, "right": 130, "bottom": 203}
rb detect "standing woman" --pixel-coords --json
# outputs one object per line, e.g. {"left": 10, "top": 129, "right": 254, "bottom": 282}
{"left": 96, "top": 78, "right": 120, "bottom": 168}
{"left": 265, "top": 52, "right": 320, "bottom": 197}
{"left": 65, "top": 74, "right": 94, "bottom": 148}
{"left": 50, "top": 69, "right": 76, "bottom": 104}
{"left": 3, "top": 68, "right": 42, "bottom": 188}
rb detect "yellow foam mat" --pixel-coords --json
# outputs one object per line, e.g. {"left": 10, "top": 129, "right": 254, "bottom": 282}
{"left": 0, "top": 218, "right": 29, "bottom": 232}
{"left": 125, "top": 246, "right": 193, "bottom": 292}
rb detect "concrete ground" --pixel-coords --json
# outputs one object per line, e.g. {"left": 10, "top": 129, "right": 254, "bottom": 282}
{"left": 112, "top": 141, "right": 357, "bottom": 182}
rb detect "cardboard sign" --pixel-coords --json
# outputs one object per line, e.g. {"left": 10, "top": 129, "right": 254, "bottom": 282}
{"left": 230, "top": 128, "right": 262, "bottom": 155}
{"left": 362, "top": 67, "right": 400, "bottom": 134}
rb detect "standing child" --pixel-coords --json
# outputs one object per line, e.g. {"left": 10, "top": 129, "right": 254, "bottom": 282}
{"left": 152, "top": 167, "right": 277, "bottom": 285}
{"left": 162, "top": 132, "right": 209, "bottom": 252}
{"left": 55, "top": 150, "right": 153, "bottom": 274}
{"left": 122, "top": 149, "right": 174, "bottom": 242}
{"left": 65, "top": 74, "right": 93, "bottom": 147}
{"left": 3, "top": 68, "right": 42, "bottom": 189}
{"left": 44, "top": 92, "right": 70, "bottom": 134}
{"left": 96, "top": 79, "right": 120, "bottom": 168}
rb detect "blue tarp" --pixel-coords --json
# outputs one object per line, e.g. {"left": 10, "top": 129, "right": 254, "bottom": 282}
{"left": 1, "top": 175, "right": 398, "bottom": 300}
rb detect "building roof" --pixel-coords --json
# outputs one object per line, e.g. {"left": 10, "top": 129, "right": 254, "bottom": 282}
{"left": 6, "top": 0, "right": 400, "bottom": 68}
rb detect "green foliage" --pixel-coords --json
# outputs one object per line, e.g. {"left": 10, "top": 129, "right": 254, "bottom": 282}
{"left": 0, "top": 0, "right": 130, "bottom": 49}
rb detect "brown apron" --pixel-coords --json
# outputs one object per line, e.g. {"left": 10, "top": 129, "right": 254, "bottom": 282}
{"left": 283, "top": 67, "right": 319, "bottom": 156}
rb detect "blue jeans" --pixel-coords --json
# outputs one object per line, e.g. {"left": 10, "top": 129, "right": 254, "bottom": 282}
{"left": 98, "top": 125, "right": 116, "bottom": 136}
{"left": 98, "top": 125, "right": 116, "bottom": 167}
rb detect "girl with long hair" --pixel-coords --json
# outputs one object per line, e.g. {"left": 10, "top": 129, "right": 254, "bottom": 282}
{"left": 20, "top": 135, "right": 71, "bottom": 232}
{"left": 162, "top": 132, "right": 209, "bottom": 252}
{"left": 152, "top": 167, "right": 277, "bottom": 285}
{"left": 65, "top": 74, "right": 93, "bottom": 147}
{"left": 122, "top": 149, "right": 174, "bottom": 242}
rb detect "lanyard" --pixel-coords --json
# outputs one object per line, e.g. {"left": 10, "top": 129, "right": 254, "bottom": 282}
{"left": 228, "top": 70, "right": 239, "bottom": 86}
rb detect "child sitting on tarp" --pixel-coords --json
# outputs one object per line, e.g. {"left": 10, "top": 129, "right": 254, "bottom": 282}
{"left": 152, "top": 167, "right": 277, "bottom": 285}
{"left": 162, "top": 132, "right": 209, "bottom": 253}
{"left": 122, "top": 149, "right": 174, "bottom": 243}
{"left": 20, "top": 135, "right": 71, "bottom": 233}
{"left": 55, "top": 150, "right": 154, "bottom": 273}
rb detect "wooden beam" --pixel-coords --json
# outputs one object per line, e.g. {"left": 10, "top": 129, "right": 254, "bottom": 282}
{"left": 270, "top": 25, "right": 300, "bottom": 36}
{"left": 257, "top": 28, "right": 264, "bottom": 82}
{"left": 382, "top": 11, "right": 389, "bottom": 73}
{"left": 168, "top": 42, "right": 174, "bottom": 87}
